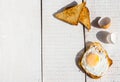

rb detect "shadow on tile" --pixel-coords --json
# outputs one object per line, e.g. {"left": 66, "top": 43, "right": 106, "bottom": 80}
{"left": 96, "top": 31, "right": 110, "bottom": 43}
{"left": 91, "top": 17, "right": 101, "bottom": 28}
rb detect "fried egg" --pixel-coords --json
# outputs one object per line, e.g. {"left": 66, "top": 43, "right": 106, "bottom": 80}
{"left": 80, "top": 42, "right": 112, "bottom": 78}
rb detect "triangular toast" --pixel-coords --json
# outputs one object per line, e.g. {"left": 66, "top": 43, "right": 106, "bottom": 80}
{"left": 55, "top": 2, "right": 86, "bottom": 25}
{"left": 79, "top": 6, "right": 91, "bottom": 30}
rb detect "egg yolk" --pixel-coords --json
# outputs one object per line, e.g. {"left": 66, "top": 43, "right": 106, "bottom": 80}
{"left": 86, "top": 54, "right": 99, "bottom": 67}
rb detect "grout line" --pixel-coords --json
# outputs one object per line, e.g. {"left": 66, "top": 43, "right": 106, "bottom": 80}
{"left": 83, "top": 26, "right": 87, "bottom": 82}
{"left": 83, "top": 27, "right": 86, "bottom": 50}
{"left": 41, "top": 0, "right": 43, "bottom": 82}
{"left": 82, "top": 0, "right": 87, "bottom": 82}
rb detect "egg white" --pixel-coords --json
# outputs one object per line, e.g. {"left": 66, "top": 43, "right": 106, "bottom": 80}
{"left": 81, "top": 46, "right": 109, "bottom": 76}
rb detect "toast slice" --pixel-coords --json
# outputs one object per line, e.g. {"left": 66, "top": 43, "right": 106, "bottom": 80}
{"left": 79, "top": 6, "right": 91, "bottom": 30}
{"left": 78, "top": 42, "right": 113, "bottom": 79}
{"left": 55, "top": 2, "right": 86, "bottom": 25}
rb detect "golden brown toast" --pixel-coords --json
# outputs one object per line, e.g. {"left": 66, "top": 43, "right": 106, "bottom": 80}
{"left": 78, "top": 42, "right": 113, "bottom": 79}
{"left": 79, "top": 6, "right": 91, "bottom": 30}
{"left": 55, "top": 2, "right": 86, "bottom": 25}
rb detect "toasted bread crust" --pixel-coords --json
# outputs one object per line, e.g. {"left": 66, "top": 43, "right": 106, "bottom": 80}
{"left": 78, "top": 61, "right": 102, "bottom": 79}
{"left": 79, "top": 42, "right": 113, "bottom": 79}
{"left": 55, "top": 2, "right": 86, "bottom": 25}
{"left": 79, "top": 6, "right": 91, "bottom": 30}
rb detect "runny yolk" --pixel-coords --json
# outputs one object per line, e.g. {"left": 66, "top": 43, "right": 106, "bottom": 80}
{"left": 86, "top": 54, "right": 99, "bottom": 67}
